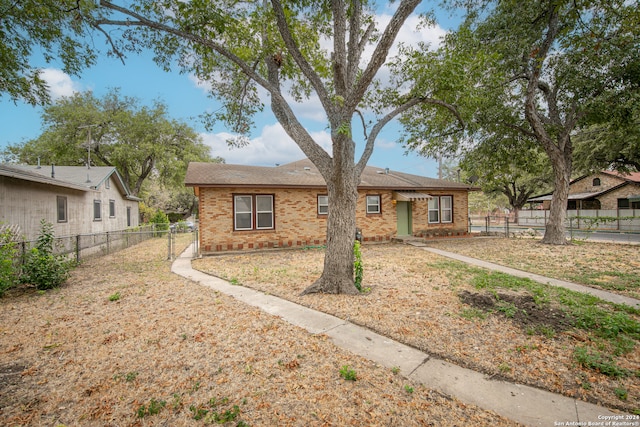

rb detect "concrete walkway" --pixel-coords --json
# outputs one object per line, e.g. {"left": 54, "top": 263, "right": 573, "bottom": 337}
{"left": 171, "top": 244, "right": 630, "bottom": 427}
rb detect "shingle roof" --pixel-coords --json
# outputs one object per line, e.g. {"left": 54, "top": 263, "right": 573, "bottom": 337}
{"left": 185, "top": 158, "right": 476, "bottom": 191}
{"left": 0, "top": 164, "right": 140, "bottom": 200}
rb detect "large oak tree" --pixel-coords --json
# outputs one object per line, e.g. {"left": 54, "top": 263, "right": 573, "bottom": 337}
{"left": 82, "top": 0, "right": 463, "bottom": 294}
{"left": 4, "top": 89, "right": 215, "bottom": 199}
{"left": 459, "top": 135, "right": 552, "bottom": 214}
{"left": 401, "top": 0, "right": 639, "bottom": 244}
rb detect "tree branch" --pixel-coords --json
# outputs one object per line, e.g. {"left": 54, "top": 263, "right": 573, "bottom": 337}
{"left": 270, "top": 0, "right": 334, "bottom": 118}
{"left": 332, "top": 0, "right": 348, "bottom": 96}
{"left": 354, "top": 109, "right": 368, "bottom": 140}
{"left": 97, "top": 1, "right": 276, "bottom": 95}
{"left": 524, "top": 5, "right": 559, "bottom": 153}
{"left": 349, "top": 0, "right": 421, "bottom": 111}
{"left": 498, "top": 120, "right": 537, "bottom": 139}
{"left": 356, "top": 96, "right": 465, "bottom": 175}
{"left": 88, "top": 20, "right": 126, "bottom": 65}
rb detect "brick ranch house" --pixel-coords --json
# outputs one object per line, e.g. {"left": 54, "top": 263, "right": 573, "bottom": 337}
{"left": 528, "top": 171, "right": 640, "bottom": 210}
{"left": 185, "top": 159, "right": 477, "bottom": 253}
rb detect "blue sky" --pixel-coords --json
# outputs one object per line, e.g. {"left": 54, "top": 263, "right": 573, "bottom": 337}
{"left": 0, "top": 4, "right": 460, "bottom": 178}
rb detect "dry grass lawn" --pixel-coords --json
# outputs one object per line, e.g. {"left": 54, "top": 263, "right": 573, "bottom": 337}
{"left": 192, "top": 237, "right": 640, "bottom": 415}
{"left": 0, "top": 235, "right": 518, "bottom": 426}
{"left": 426, "top": 237, "right": 640, "bottom": 299}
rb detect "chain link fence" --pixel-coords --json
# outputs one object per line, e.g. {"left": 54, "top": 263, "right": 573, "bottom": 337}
{"left": 4, "top": 225, "right": 200, "bottom": 266}
{"left": 470, "top": 212, "right": 640, "bottom": 242}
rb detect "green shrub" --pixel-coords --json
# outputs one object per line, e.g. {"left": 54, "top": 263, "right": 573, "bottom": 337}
{"left": 0, "top": 227, "right": 19, "bottom": 296}
{"left": 353, "top": 240, "right": 363, "bottom": 292}
{"left": 149, "top": 210, "right": 169, "bottom": 231}
{"left": 21, "top": 220, "right": 72, "bottom": 290}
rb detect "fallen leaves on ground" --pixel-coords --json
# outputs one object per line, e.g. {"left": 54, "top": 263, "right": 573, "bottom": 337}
{"left": 193, "top": 238, "right": 639, "bottom": 413}
{"left": 0, "top": 236, "right": 518, "bottom": 426}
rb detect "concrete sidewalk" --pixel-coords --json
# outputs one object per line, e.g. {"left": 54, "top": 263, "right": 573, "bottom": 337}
{"left": 171, "top": 244, "right": 628, "bottom": 427}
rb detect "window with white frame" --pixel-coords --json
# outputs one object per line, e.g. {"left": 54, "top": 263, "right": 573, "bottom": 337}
{"left": 234, "top": 194, "right": 274, "bottom": 231}
{"left": 317, "top": 195, "right": 329, "bottom": 215}
{"left": 234, "top": 195, "right": 252, "bottom": 230}
{"left": 429, "top": 196, "right": 453, "bottom": 224}
{"left": 366, "top": 195, "right": 381, "bottom": 214}
{"left": 93, "top": 200, "right": 102, "bottom": 221}
{"left": 441, "top": 196, "right": 452, "bottom": 223}
{"left": 428, "top": 197, "right": 439, "bottom": 223}
{"left": 109, "top": 199, "right": 116, "bottom": 218}
{"left": 256, "top": 195, "right": 274, "bottom": 229}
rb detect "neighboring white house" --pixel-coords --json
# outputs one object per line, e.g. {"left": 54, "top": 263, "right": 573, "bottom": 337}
{"left": 0, "top": 164, "right": 140, "bottom": 241}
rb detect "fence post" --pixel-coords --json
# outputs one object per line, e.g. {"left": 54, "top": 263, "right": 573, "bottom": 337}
{"left": 167, "top": 230, "right": 172, "bottom": 260}
{"left": 106, "top": 232, "right": 110, "bottom": 255}
{"left": 171, "top": 232, "right": 175, "bottom": 260}
{"left": 20, "top": 241, "right": 27, "bottom": 266}
{"left": 485, "top": 215, "right": 489, "bottom": 234}
{"left": 193, "top": 229, "right": 199, "bottom": 259}
{"left": 569, "top": 217, "right": 574, "bottom": 241}
{"left": 76, "top": 235, "right": 81, "bottom": 263}
{"left": 505, "top": 217, "right": 510, "bottom": 237}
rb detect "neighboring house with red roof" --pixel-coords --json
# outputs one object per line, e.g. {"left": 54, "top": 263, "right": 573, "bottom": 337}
{"left": 185, "top": 159, "right": 477, "bottom": 253}
{"left": 0, "top": 164, "right": 140, "bottom": 241}
{"left": 528, "top": 171, "right": 640, "bottom": 210}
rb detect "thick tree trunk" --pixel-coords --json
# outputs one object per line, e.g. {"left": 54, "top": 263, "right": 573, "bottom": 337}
{"left": 301, "top": 159, "right": 360, "bottom": 296}
{"left": 541, "top": 152, "right": 571, "bottom": 245}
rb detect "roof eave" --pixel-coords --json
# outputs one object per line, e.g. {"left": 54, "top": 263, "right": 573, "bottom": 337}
{"left": 187, "top": 183, "right": 476, "bottom": 191}
{"left": 0, "top": 169, "right": 93, "bottom": 192}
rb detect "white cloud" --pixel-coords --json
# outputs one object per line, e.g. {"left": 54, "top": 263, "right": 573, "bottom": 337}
{"left": 375, "top": 135, "right": 399, "bottom": 150}
{"left": 39, "top": 68, "right": 82, "bottom": 99}
{"left": 188, "top": 74, "right": 211, "bottom": 94}
{"left": 201, "top": 122, "right": 332, "bottom": 166}
{"left": 391, "top": 14, "right": 447, "bottom": 54}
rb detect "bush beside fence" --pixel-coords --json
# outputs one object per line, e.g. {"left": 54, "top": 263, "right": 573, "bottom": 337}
{"left": 5, "top": 225, "right": 175, "bottom": 266}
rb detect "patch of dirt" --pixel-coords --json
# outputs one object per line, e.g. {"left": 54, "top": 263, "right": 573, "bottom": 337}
{"left": 0, "top": 363, "right": 26, "bottom": 394}
{"left": 459, "top": 290, "right": 574, "bottom": 332}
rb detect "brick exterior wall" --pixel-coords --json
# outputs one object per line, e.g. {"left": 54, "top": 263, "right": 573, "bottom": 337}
{"left": 412, "top": 190, "right": 470, "bottom": 237}
{"left": 569, "top": 173, "right": 622, "bottom": 195}
{"left": 198, "top": 186, "right": 470, "bottom": 253}
{"left": 570, "top": 173, "right": 640, "bottom": 210}
{"left": 598, "top": 185, "right": 640, "bottom": 210}
{"left": 537, "top": 173, "right": 640, "bottom": 210}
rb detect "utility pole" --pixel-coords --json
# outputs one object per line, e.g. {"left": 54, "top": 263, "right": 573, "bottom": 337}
{"left": 78, "top": 124, "right": 100, "bottom": 169}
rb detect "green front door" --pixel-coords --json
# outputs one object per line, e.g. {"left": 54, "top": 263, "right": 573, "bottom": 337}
{"left": 396, "top": 201, "right": 412, "bottom": 236}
